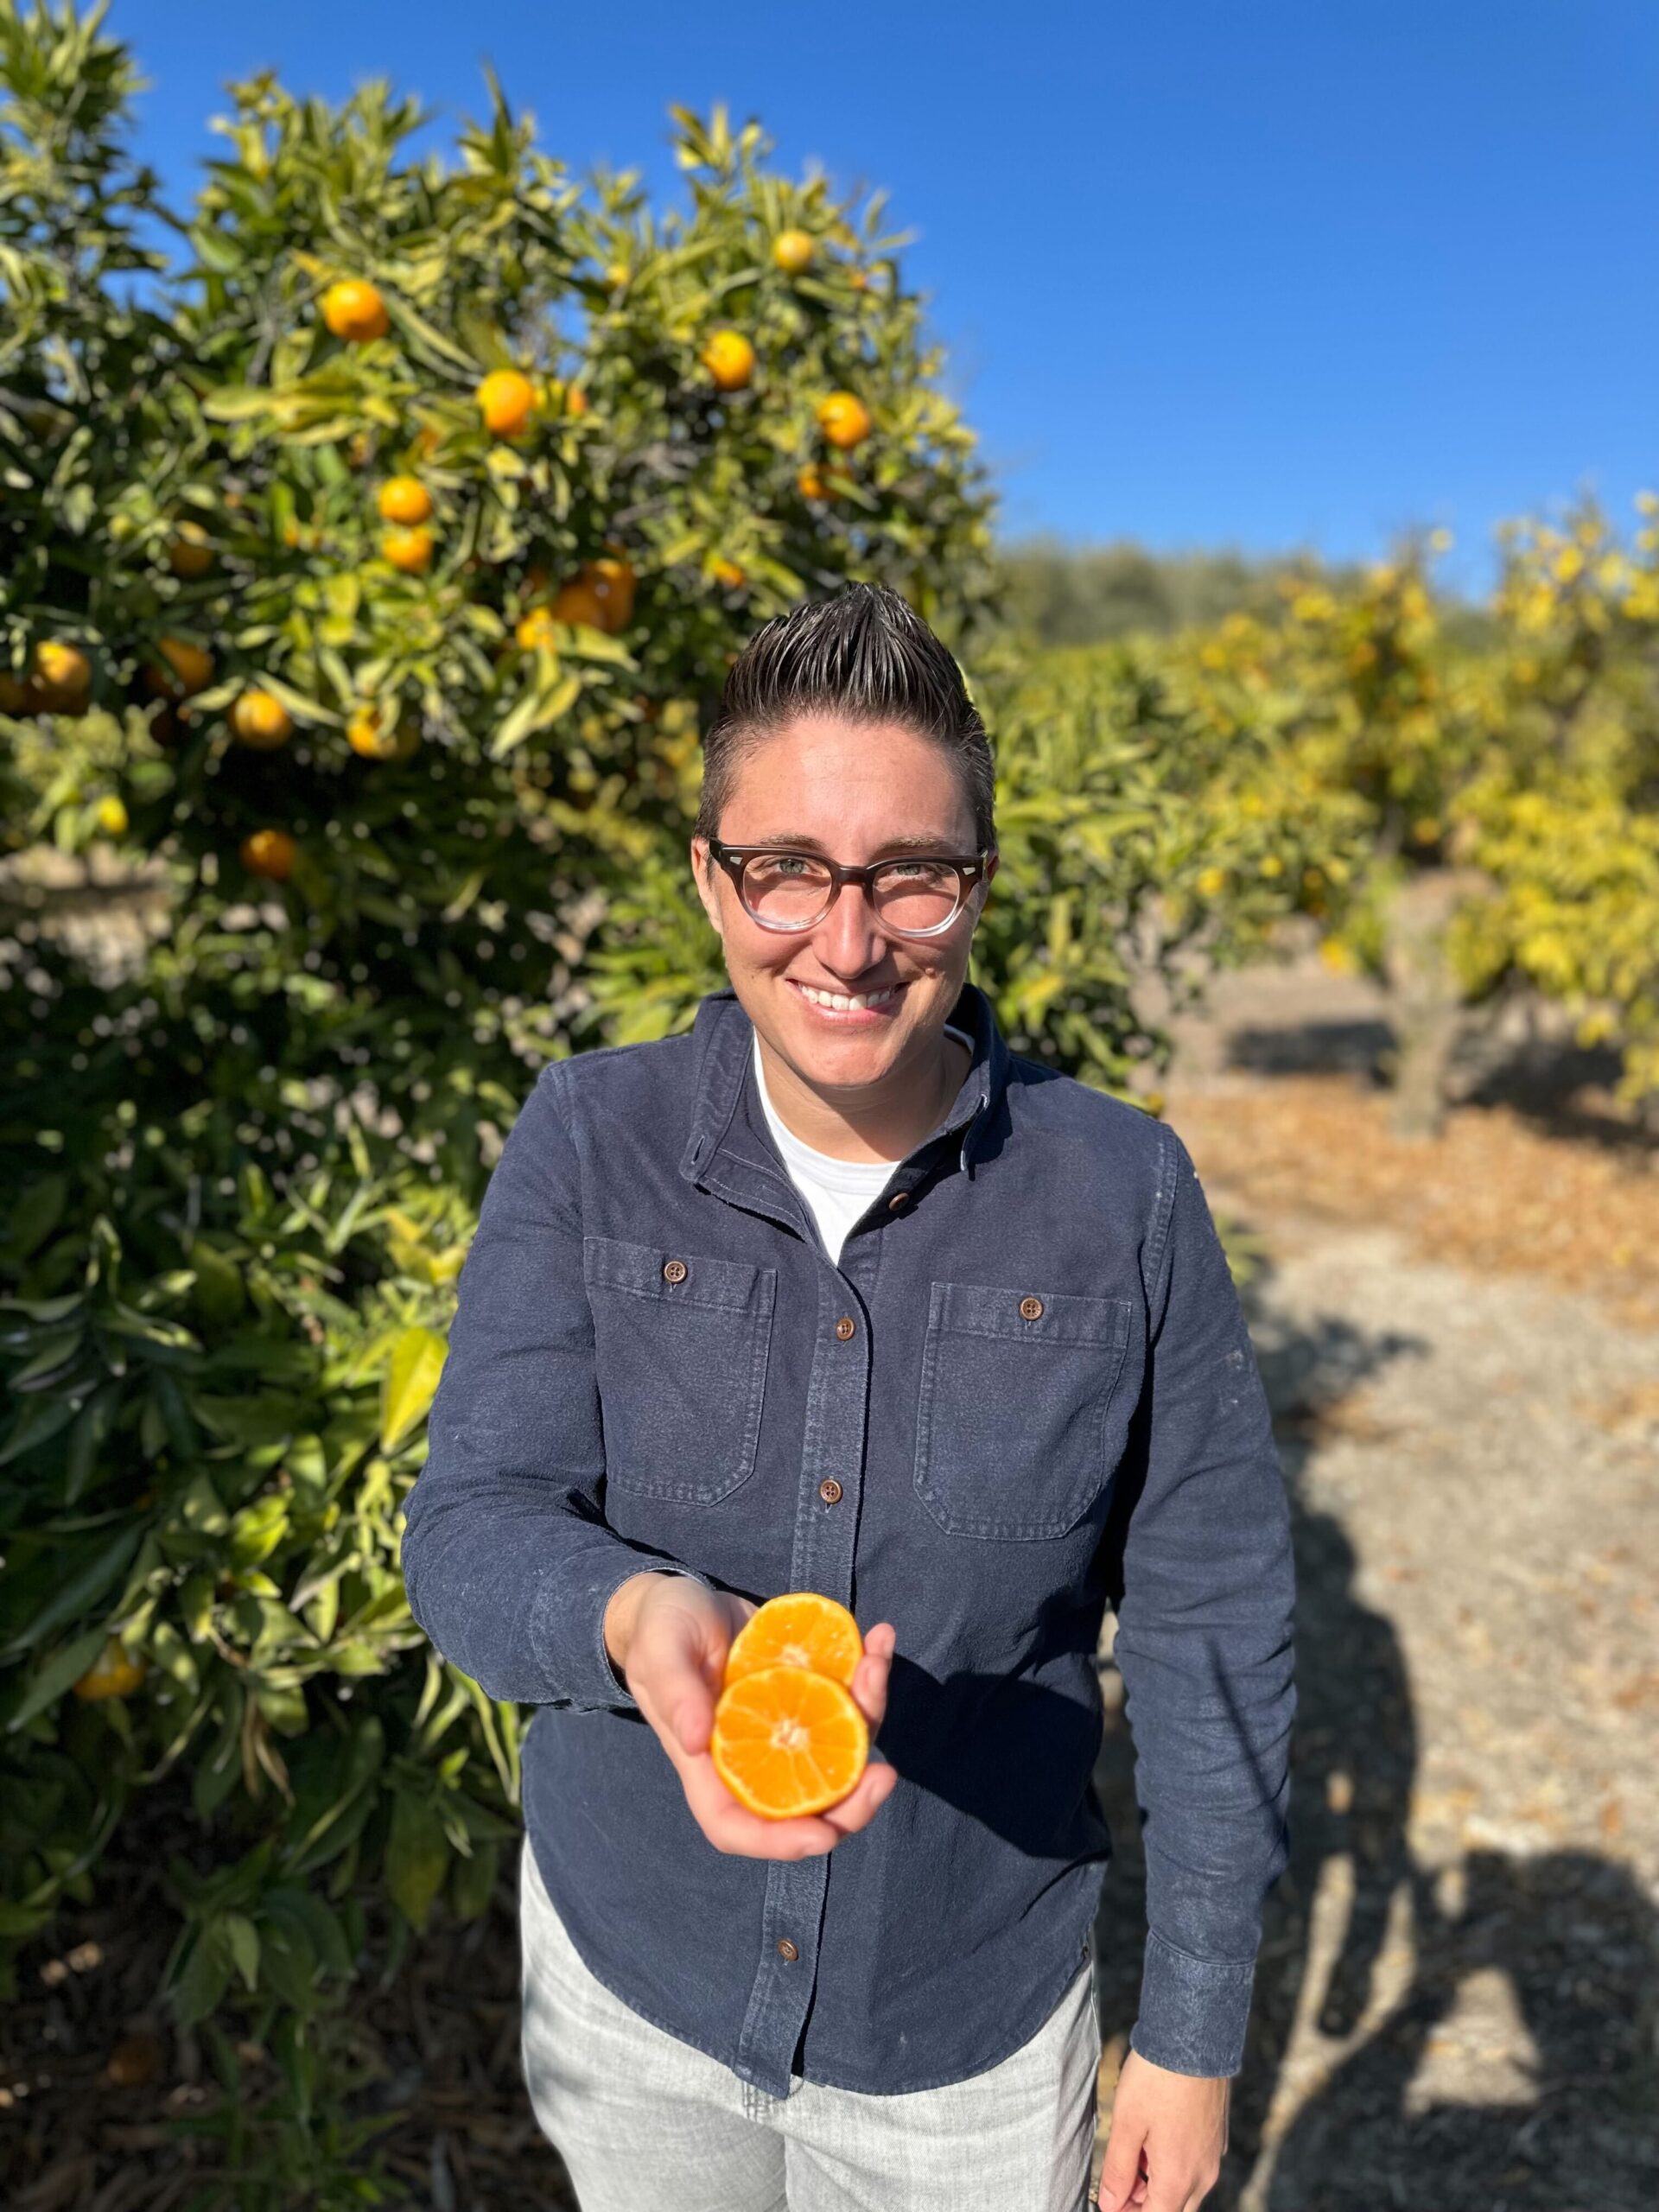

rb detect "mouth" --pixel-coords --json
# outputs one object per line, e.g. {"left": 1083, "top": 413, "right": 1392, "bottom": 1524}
{"left": 785, "top": 976, "right": 906, "bottom": 1022}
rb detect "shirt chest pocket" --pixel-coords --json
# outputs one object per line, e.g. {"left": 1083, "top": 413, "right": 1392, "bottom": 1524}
{"left": 582, "top": 1236, "right": 777, "bottom": 1504}
{"left": 913, "top": 1281, "right": 1138, "bottom": 1540}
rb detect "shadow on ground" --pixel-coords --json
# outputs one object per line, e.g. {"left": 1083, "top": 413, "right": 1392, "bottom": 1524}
{"left": 1090, "top": 1259, "right": 1659, "bottom": 2212}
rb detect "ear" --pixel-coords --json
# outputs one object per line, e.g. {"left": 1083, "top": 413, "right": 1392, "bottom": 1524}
{"left": 690, "top": 836, "right": 724, "bottom": 938}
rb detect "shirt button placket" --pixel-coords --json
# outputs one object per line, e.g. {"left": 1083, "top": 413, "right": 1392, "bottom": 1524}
{"left": 734, "top": 1274, "right": 868, "bottom": 2096}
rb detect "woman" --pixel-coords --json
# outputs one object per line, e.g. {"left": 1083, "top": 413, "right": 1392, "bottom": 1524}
{"left": 402, "top": 583, "right": 1296, "bottom": 2212}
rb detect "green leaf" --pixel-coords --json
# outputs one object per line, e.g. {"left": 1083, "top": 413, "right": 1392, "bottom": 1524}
{"left": 4, "top": 1624, "right": 111, "bottom": 1732}
{"left": 1, "top": 1526, "right": 142, "bottom": 1660}
{"left": 379, "top": 1327, "right": 447, "bottom": 1453}
{"left": 385, "top": 1790, "right": 448, "bottom": 1932}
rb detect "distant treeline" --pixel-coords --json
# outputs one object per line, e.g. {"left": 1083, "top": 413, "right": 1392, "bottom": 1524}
{"left": 991, "top": 535, "right": 1497, "bottom": 648}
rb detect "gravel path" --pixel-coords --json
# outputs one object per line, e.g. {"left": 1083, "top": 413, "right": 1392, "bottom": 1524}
{"left": 1089, "top": 963, "right": 1659, "bottom": 2211}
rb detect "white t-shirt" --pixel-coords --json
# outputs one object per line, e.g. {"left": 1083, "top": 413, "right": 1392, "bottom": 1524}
{"left": 752, "top": 1027, "right": 975, "bottom": 1267}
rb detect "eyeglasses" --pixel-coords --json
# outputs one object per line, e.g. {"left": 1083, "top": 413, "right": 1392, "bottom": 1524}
{"left": 704, "top": 837, "right": 990, "bottom": 938}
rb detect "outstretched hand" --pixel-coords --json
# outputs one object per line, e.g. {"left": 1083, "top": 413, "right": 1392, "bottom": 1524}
{"left": 606, "top": 1573, "right": 899, "bottom": 1859}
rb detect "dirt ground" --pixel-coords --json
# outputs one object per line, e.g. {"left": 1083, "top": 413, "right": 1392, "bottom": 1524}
{"left": 5, "top": 952, "right": 1657, "bottom": 2211}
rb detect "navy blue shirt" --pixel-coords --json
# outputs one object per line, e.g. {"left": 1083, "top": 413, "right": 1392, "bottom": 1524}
{"left": 402, "top": 982, "right": 1296, "bottom": 2097}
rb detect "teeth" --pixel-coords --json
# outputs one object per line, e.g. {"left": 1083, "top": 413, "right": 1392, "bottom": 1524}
{"left": 796, "top": 982, "right": 897, "bottom": 1011}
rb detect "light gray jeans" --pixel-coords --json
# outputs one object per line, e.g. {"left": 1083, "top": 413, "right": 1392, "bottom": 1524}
{"left": 518, "top": 1838, "right": 1102, "bottom": 2212}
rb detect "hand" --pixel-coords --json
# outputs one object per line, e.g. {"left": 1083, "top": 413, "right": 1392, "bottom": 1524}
{"left": 1094, "top": 2047, "right": 1230, "bottom": 2212}
{"left": 605, "top": 1573, "right": 900, "bottom": 1859}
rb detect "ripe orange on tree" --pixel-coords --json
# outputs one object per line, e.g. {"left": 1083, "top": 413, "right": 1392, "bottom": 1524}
{"left": 33, "top": 639, "right": 92, "bottom": 709}
{"left": 816, "top": 391, "right": 872, "bottom": 449}
{"left": 167, "top": 521, "right": 213, "bottom": 578}
{"left": 143, "top": 636, "right": 213, "bottom": 700}
{"left": 377, "top": 475, "right": 433, "bottom": 525}
{"left": 711, "top": 1664, "right": 868, "bottom": 1820}
{"left": 346, "top": 704, "right": 419, "bottom": 761}
{"left": 587, "top": 555, "right": 635, "bottom": 631}
{"left": 95, "top": 796, "right": 129, "bottom": 837}
{"left": 710, "top": 556, "right": 747, "bottom": 589}
{"left": 772, "top": 228, "right": 815, "bottom": 274}
{"left": 475, "top": 368, "right": 537, "bottom": 438}
{"left": 231, "top": 690, "right": 293, "bottom": 747}
{"left": 724, "top": 1592, "right": 863, "bottom": 1689}
{"left": 701, "top": 328, "right": 755, "bottom": 391}
{"left": 73, "top": 1638, "right": 148, "bottom": 1702}
{"left": 321, "top": 278, "right": 390, "bottom": 342}
{"left": 240, "top": 828, "right": 296, "bottom": 880}
{"left": 796, "top": 464, "right": 829, "bottom": 501}
{"left": 382, "top": 524, "right": 435, "bottom": 575}
{"left": 538, "top": 559, "right": 636, "bottom": 635}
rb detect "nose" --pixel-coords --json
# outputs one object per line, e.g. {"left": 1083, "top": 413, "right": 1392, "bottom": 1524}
{"left": 813, "top": 877, "right": 888, "bottom": 974}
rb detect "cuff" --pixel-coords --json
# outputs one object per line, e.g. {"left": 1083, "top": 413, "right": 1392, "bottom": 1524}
{"left": 533, "top": 1557, "right": 713, "bottom": 1715}
{"left": 1128, "top": 1929, "right": 1258, "bottom": 2078}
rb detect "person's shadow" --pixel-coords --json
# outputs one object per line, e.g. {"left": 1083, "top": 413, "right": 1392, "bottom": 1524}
{"left": 1090, "top": 1308, "right": 1426, "bottom": 2171}
{"left": 1264, "top": 1847, "right": 1659, "bottom": 2210}
{"left": 1090, "top": 1288, "right": 1659, "bottom": 2209}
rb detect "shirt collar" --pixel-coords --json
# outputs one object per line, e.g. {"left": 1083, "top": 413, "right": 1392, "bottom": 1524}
{"left": 680, "top": 979, "right": 1007, "bottom": 1188}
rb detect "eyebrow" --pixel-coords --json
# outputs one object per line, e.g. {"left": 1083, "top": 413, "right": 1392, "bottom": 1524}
{"left": 741, "top": 831, "right": 967, "bottom": 855}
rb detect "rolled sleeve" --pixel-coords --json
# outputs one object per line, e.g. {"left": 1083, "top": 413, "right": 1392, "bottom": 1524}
{"left": 1113, "top": 1129, "right": 1297, "bottom": 2078}
{"left": 401, "top": 1062, "right": 713, "bottom": 1714}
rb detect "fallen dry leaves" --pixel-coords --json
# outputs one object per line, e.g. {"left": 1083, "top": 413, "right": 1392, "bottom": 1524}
{"left": 1168, "top": 1073, "right": 1659, "bottom": 1332}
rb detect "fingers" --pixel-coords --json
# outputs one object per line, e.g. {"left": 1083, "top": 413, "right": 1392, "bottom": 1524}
{"left": 1095, "top": 2130, "right": 1149, "bottom": 2212}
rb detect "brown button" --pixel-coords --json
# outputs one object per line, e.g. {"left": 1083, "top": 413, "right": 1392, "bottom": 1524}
{"left": 835, "top": 1315, "right": 856, "bottom": 1341}
{"left": 818, "top": 1478, "right": 842, "bottom": 1505}
{"left": 1019, "top": 1294, "right": 1044, "bottom": 1321}
{"left": 887, "top": 1191, "right": 909, "bottom": 1211}
{"left": 776, "top": 1937, "right": 799, "bottom": 1962}
{"left": 662, "top": 1258, "right": 688, "bottom": 1284}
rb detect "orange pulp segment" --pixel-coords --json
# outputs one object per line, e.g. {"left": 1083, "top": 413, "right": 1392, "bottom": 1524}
{"left": 710, "top": 1664, "right": 869, "bottom": 1820}
{"left": 723, "top": 1591, "right": 863, "bottom": 1690}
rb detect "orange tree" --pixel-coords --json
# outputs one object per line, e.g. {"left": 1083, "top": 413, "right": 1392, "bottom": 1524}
{"left": 1111, "top": 504, "right": 1659, "bottom": 1133}
{"left": 0, "top": 8, "right": 998, "bottom": 2194}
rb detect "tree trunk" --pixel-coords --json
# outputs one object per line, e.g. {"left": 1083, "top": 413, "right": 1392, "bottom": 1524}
{"left": 1381, "top": 870, "right": 1489, "bottom": 1141}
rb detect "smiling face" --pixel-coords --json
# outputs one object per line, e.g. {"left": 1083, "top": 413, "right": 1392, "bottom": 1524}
{"left": 691, "top": 715, "right": 997, "bottom": 1154}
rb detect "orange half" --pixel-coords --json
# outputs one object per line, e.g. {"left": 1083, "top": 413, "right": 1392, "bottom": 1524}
{"left": 710, "top": 1665, "right": 869, "bottom": 1820}
{"left": 724, "top": 1591, "right": 863, "bottom": 1690}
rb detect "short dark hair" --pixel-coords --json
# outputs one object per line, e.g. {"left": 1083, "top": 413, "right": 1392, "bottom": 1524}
{"left": 695, "top": 582, "right": 996, "bottom": 855}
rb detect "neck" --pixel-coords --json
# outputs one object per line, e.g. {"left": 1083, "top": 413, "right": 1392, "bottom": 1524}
{"left": 755, "top": 1026, "right": 972, "bottom": 1162}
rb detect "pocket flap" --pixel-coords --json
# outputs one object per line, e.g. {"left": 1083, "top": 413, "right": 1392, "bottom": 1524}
{"left": 583, "top": 1235, "right": 775, "bottom": 1317}
{"left": 927, "top": 1280, "right": 1132, "bottom": 1351}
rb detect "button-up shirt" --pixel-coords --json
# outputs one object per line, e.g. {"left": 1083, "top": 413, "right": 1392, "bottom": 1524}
{"left": 402, "top": 982, "right": 1296, "bottom": 2097}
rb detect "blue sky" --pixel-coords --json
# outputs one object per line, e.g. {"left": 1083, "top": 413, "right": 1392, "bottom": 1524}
{"left": 108, "top": 0, "right": 1656, "bottom": 599}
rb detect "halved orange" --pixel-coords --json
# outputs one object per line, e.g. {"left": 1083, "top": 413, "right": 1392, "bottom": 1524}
{"left": 710, "top": 1664, "right": 868, "bottom": 1820}
{"left": 724, "top": 1592, "right": 862, "bottom": 1689}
